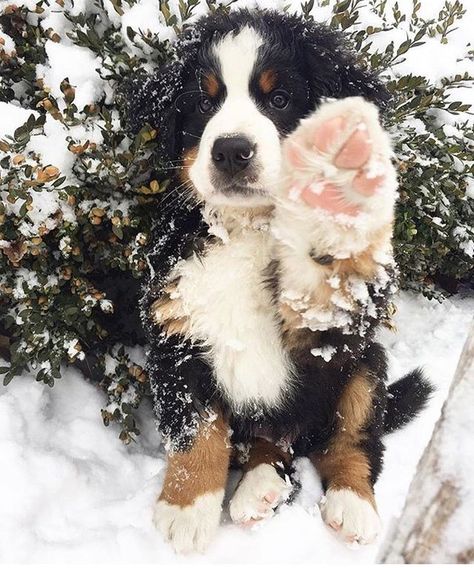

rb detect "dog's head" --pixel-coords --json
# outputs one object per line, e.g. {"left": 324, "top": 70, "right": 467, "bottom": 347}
{"left": 126, "top": 9, "right": 389, "bottom": 208}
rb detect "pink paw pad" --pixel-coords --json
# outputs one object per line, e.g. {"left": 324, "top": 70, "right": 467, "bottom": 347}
{"left": 286, "top": 111, "right": 386, "bottom": 215}
{"left": 301, "top": 182, "right": 360, "bottom": 216}
{"left": 241, "top": 518, "right": 259, "bottom": 528}
{"left": 238, "top": 491, "right": 280, "bottom": 526}
{"left": 334, "top": 126, "right": 372, "bottom": 169}
{"left": 352, "top": 171, "right": 384, "bottom": 197}
{"left": 313, "top": 116, "right": 347, "bottom": 154}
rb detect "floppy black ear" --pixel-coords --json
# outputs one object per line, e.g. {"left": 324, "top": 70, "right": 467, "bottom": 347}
{"left": 299, "top": 22, "right": 390, "bottom": 111}
{"left": 123, "top": 61, "right": 185, "bottom": 162}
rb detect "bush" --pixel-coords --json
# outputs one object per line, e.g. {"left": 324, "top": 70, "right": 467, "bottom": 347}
{"left": 1, "top": 0, "right": 473, "bottom": 441}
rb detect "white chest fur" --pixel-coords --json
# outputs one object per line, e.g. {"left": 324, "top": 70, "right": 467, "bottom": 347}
{"left": 174, "top": 227, "right": 292, "bottom": 411}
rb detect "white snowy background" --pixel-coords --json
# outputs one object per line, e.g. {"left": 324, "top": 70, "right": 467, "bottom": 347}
{"left": 1, "top": 0, "right": 473, "bottom": 563}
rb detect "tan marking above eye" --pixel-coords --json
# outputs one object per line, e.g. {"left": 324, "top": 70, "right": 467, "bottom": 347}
{"left": 202, "top": 72, "right": 220, "bottom": 98}
{"left": 259, "top": 69, "right": 277, "bottom": 94}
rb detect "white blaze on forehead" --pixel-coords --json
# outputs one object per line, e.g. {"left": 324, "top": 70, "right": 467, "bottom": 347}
{"left": 213, "top": 26, "right": 263, "bottom": 98}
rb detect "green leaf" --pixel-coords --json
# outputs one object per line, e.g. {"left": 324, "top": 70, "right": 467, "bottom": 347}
{"left": 112, "top": 225, "right": 123, "bottom": 239}
{"left": 335, "top": 0, "right": 351, "bottom": 13}
{"left": 3, "top": 373, "right": 14, "bottom": 386}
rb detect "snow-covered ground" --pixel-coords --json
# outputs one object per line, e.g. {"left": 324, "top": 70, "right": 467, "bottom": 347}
{"left": 1, "top": 291, "right": 473, "bottom": 563}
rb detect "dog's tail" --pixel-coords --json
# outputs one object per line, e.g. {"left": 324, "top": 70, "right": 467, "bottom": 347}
{"left": 384, "top": 369, "right": 434, "bottom": 434}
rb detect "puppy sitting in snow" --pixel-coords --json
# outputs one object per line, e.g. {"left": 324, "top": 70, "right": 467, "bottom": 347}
{"left": 126, "top": 9, "right": 432, "bottom": 554}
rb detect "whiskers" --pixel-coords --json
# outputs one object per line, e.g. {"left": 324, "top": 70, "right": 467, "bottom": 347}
{"left": 158, "top": 178, "right": 200, "bottom": 215}
{"left": 183, "top": 131, "right": 202, "bottom": 141}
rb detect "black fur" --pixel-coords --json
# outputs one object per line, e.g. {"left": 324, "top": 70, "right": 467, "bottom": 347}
{"left": 384, "top": 369, "right": 435, "bottom": 433}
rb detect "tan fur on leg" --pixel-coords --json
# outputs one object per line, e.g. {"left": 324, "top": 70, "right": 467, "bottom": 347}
{"left": 154, "top": 412, "right": 231, "bottom": 553}
{"left": 311, "top": 370, "right": 376, "bottom": 506}
{"left": 241, "top": 437, "right": 292, "bottom": 473}
{"left": 311, "top": 370, "right": 381, "bottom": 544}
{"left": 160, "top": 413, "right": 231, "bottom": 507}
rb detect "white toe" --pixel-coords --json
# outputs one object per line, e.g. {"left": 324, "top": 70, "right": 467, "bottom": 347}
{"left": 319, "top": 488, "right": 381, "bottom": 545}
{"left": 153, "top": 490, "right": 224, "bottom": 554}
{"left": 229, "top": 463, "right": 291, "bottom": 524}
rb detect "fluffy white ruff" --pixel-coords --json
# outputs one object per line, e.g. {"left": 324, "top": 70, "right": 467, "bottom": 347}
{"left": 153, "top": 490, "right": 224, "bottom": 554}
{"left": 229, "top": 463, "right": 291, "bottom": 524}
{"left": 319, "top": 488, "right": 381, "bottom": 546}
{"left": 174, "top": 225, "right": 293, "bottom": 411}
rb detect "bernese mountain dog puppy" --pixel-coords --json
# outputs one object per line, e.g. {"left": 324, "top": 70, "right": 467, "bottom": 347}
{"left": 126, "top": 8, "right": 433, "bottom": 554}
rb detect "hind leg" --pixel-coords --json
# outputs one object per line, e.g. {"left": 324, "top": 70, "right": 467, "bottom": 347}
{"left": 230, "top": 438, "right": 294, "bottom": 526}
{"left": 311, "top": 368, "right": 385, "bottom": 545}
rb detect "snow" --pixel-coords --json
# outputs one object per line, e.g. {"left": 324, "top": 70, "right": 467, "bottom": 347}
{"left": 311, "top": 345, "right": 336, "bottom": 362}
{"left": 121, "top": 0, "right": 176, "bottom": 50}
{"left": 36, "top": 41, "right": 106, "bottom": 110}
{"left": 0, "top": 24, "right": 15, "bottom": 53}
{"left": 453, "top": 226, "right": 474, "bottom": 258}
{"left": 1, "top": 291, "right": 473, "bottom": 563}
{"left": 11, "top": 268, "right": 57, "bottom": 300}
{"left": 0, "top": 102, "right": 36, "bottom": 138}
{"left": 394, "top": 37, "right": 474, "bottom": 83}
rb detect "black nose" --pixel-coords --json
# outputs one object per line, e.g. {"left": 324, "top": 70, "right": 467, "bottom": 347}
{"left": 211, "top": 136, "right": 255, "bottom": 177}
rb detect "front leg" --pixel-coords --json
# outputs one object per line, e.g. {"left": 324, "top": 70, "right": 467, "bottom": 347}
{"left": 155, "top": 412, "right": 231, "bottom": 554}
{"left": 145, "top": 311, "right": 230, "bottom": 554}
{"left": 311, "top": 369, "right": 385, "bottom": 545}
{"left": 272, "top": 97, "right": 398, "bottom": 334}
{"left": 230, "top": 437, "right": 294, "bottom": 526}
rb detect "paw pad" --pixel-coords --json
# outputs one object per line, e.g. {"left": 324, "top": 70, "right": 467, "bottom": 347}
{"left": 282, "top": 97, "right": 393, "bottom": 217}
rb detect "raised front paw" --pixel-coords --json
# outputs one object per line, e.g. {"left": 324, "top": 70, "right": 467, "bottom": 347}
{"left": 319, "top": 488, "right": 381, "bottom": 546}
{"left": 281, "top": 97, "right": 397, "bottom": 218}
{"left": 153, "top": 490, "right": 223, "bottom": 554}
{"left": 229, "top": 463, "right": 292, "bottom": 527}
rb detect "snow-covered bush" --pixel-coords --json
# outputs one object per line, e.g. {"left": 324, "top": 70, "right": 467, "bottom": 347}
{"left": 0, "top": 0, "right": 473, "bottom": 441}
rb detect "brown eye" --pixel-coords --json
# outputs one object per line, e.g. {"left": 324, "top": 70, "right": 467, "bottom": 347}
{"left": 270, "top": 90, "right": 290, "bottom": 110}
{"left": 199, "top": 96, "right": 214, "bottom": 113}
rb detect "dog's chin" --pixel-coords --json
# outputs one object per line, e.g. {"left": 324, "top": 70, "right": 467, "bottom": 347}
{"left": 200, "top": 186, "right": 274, "bottom": 209}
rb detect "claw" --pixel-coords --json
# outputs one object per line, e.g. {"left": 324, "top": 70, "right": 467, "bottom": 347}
{"left": 264, "top": 490, "right": 279, "bottom": 504}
